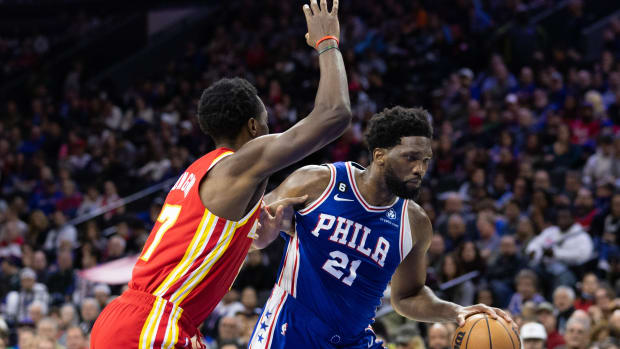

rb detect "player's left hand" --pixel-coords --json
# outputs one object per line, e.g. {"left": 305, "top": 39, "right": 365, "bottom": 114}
{"left": 456, "top": 304, "right": 513, "bottom": 327}
{"left": 260, "top": 195, "right": 308, "bottom": 235}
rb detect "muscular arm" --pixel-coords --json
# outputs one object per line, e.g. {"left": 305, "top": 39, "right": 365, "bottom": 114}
{"left": 230, "top": 45, "right": 351, "bottom": 180}
{"left": 203, "top": 1, "right": 350, "bottom": 221}
{"left": 252, "top": 166, "right": 331, "bottom": 248}
{"left": 390, "top": 202, "right": 461, "bottom": 323}
{"left": 390, "top": 202, "right": 511, "bottom": 325}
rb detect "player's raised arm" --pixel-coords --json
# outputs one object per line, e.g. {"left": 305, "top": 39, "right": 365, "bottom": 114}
{"left": 228, "top": 0, "right": 351, "bottom": 180}
{"left": 390, "top": 202, "right": 513, "bottom": 325}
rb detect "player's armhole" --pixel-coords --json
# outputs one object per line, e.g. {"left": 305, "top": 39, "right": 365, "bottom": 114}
{"left": 298, "top": 164, "right": 337, "bottom": 216}
{"left": 399, "top": 200, "right": 414, "bottom": 262}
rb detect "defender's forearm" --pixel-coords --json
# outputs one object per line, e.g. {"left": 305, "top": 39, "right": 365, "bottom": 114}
{"left": 313, "top": 41, "right": 351, "bottom": 115}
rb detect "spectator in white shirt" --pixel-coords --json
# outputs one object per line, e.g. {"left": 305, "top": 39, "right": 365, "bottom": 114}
{"left": 526, "top": 207, "right": 593, "bottom": 266}
{"left": 5, "top": 268, "right": 50, "bottom": 325}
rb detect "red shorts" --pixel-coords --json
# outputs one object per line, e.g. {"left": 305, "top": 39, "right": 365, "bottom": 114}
{"left": 90, "top": 289, "right": 205, "bottom": 349}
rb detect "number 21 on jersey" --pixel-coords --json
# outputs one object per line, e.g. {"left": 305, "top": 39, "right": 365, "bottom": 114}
{"left": 140, "top": 204, "right": 182, "bottom": 262}
{"left": 322, "top": 250, "right": 361, "bottom": 286}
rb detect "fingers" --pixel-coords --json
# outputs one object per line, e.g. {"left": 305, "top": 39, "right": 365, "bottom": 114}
{"left": 274, "top": 205, "right": 284, "bottom": 223}
{"left": 310, "top": 0, "right": 320, "bottom": 15}
{"left": 457, "top": 313, "right": 465, "bottom": 327}
{"left": 480, "top": 305, "right": 498, "bottom": 319}
{"left": 302, "top": 4, "right": 312, "bottom": 22}
{"left": 278, "top": 195, "right": 308, "bottom": 207}
{"left": 494, "top": 307, "right": 513, "bottom": 323}
{"left": 331, "top": 0, "right": 339, "bottom": 15}
{"left": 320, "top": 0, "right": 327, "bottom": 13}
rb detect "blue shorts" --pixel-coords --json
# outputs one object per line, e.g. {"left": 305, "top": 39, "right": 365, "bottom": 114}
{"left": 248, "top": 285, "right": 384, "bottom": 349}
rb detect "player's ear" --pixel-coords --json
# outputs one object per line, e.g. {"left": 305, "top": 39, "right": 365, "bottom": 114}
{"left": 247, "top": 118, "right": 259, "bottom": 137}
{"left": 373, "top": 148, "right": 387, "bottom": 166}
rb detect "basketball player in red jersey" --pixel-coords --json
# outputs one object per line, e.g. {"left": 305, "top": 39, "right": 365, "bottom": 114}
{"left": 90, "top": 1, "right": 350, "bottom": 347}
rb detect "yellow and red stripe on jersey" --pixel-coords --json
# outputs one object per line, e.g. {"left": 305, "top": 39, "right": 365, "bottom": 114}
{"left": 128, "top": 148, "right": 262, "bottom": 348}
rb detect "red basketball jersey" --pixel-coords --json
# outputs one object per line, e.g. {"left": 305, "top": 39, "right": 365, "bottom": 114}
{"left": 129, "top": 148, "right": 261, "bottom": 331}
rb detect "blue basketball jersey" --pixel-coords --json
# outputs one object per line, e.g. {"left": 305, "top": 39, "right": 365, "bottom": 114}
{"left": 274, "top": 162, "right": 413, "bottom": 335}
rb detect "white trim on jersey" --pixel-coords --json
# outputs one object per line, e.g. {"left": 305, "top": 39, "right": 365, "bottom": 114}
{"left": 345, "top": 162, "right": 399, "bottom": 212}
{"left": 249, "top": 285, "right": 288, "bottom": 349}
{"left": 298, "top": 164, "right": 336, "bottom": 216}
{"left": 276, "top": 233, "right": 300, "bottom": 297}
{"left": 399, "top": 200, "right": 413, "bottom": 262}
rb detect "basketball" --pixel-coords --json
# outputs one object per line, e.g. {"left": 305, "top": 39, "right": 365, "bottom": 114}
{"left": 451, "top": 313, "right": 521, "bottom": 349}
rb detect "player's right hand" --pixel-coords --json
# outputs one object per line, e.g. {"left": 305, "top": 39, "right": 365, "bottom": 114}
{"left": 302, "top": 0, "right": 340, "bottom": 49}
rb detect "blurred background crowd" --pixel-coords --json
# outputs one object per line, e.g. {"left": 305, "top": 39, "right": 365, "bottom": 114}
{"left": 0, "top": 0, "right": 619, "bottom": 348}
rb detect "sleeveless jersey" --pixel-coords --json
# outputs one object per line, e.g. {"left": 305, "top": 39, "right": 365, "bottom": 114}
{"left": 129, "top": 147, "right": 262, "bottom": 328}
{"left": 275, "top": 162, "right": 413, "bottom": 335}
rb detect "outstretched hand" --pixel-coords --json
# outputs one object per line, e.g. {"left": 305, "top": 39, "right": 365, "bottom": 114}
{"left": 258, "top": 195, "right": 308, "bottom": 236}
{"left": 302, "top": 0, "right": 340, "bottom": 48}
{"left": 455, "top": 304, "right": 514, "bottom": 327}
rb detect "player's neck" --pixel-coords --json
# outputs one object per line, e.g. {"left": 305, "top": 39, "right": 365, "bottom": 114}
{"left": 356, "top": 166, "right": 396, "bottom": 207}
{"left": 215, "top": 134, "right": 252, "bottom": 152}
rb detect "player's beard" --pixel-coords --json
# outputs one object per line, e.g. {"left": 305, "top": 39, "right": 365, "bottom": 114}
{"left": 384, "top": 162, "right": 421, "bottom": 200}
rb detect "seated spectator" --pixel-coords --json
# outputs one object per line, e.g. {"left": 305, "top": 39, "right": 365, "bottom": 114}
{"left": 427, "top": 234, "right": 445, "bottom": 273}
{"left": 521, "top": 322, "right": 547, "bottom": 349}
{"left": 583, "top": 135, "right": 615, "bottom": 188}
{"left": 36, "top": 317, "right": 61, "bottom": 349}
{"left": 573, "top": 188, "right": 598, "bottom": 231}
{"left": 558, "top": 317, "right": 591, "bottom": 349}
{"left": 27, "top": 300, "right": 47, "bottom": 327}
{"left": 508, "top": 269, "right": 546, "bottom": 315}
{"left": 486, "top": 235, "right": 527, "bottom": 308}
{"left": 594, "top": 286, "right": 616, "bottom": 319}
{"left": 32, "top": 251, "right": 49, "bottom": 285}
{"left": 437, "top": 254, "right": 475, "bottom": 306}
{"left": 47, "top": 250, "right": 76, "bottom": 305}
{"left": 217, "top": 316, "right": 241, "bottom": 348}
{"left": 17, "top": 326, "right": 36, "bottom": 349}
{"left": 78, "top": 298, "right": 99, "bottom": 335}
{"left": 475, "top": 212, "right": 500, "bottom": 260}
{"left": 92, "top": 284, "right": 110, "bottom": 309}
{"left": 43, "top": 210, "right": 78, "bottom": 255}
{"left": 590, "top": 192, "right": 620, "bottom": 271}
{"left": 65, "top": 326, "right": 87, "bottom": 349}
{"left": 553, "top": 286, "right": 576, "bottom": 334}
{"left": 536, "top": 302, "right": 565, "bottom": 349}
{"left": 575, "top": 273, "right": 599, "bottom": 311}
{"left": 103, "top": 235, "right": 126, "bottom": 262}
{"left": 0, "top": 257, "right": 20, "bottom": 301}
{"left": 58, "top": 304, "right": 78, "bottom": 346}
{"left": 5, "top": 268, "right": 50, "bottom": 325}
{"left": 240, "top": 287, "right": 261, "bottom": 315}
{"left": 526, "top": 206, "right": 593, "bottom": 288}
{"left": 427, "top": 323, "right": 450, "bottom": 349}
{"left": 456, "top": 241, "right": 486, "bottom": 276}
{"left": 444, "top": 214, "right": 468, "bottom": 252}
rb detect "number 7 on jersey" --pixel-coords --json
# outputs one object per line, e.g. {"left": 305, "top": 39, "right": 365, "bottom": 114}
{"left": 140, "top": 204, "right": 182, "bottom": 262}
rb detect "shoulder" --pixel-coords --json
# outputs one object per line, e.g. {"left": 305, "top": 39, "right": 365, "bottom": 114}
{"left": 406, "top": 200, "right": 432, "bottom": 247}
{"left": 283, "top": 165, "right": 331, "bottom": 190}
{"left": 270, "top": 165, "right": 334, "bottom": 203}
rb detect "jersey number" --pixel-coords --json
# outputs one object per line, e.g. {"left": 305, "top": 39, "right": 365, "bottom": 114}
{"left": 140, "top": 204, "right": 182, "bottom": 262}
{"left": 321, "top": 250, "right": 361, "bottom": 286}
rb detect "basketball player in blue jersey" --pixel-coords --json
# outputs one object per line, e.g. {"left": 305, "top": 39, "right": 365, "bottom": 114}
{"left": 248, "top": 106, "right": 513, "bottom": 349}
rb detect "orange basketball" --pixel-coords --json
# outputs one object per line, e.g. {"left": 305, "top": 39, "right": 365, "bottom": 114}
{"left": 451, "top": 313, "right": 521, "bottom": 349}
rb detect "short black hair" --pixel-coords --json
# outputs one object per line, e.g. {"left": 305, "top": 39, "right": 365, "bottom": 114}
{"left": 197, "top": 77, "right": 261, "bottom": 141}
{"left": 364, "top": 106, "right": 433, "bottom": 153}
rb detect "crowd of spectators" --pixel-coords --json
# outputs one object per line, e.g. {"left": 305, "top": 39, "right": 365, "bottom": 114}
{"left": 0, "top": 0, "right": 619, "bottom": 348}
{"left": 0, "top": 10, "right": 109, "bottom": 83}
